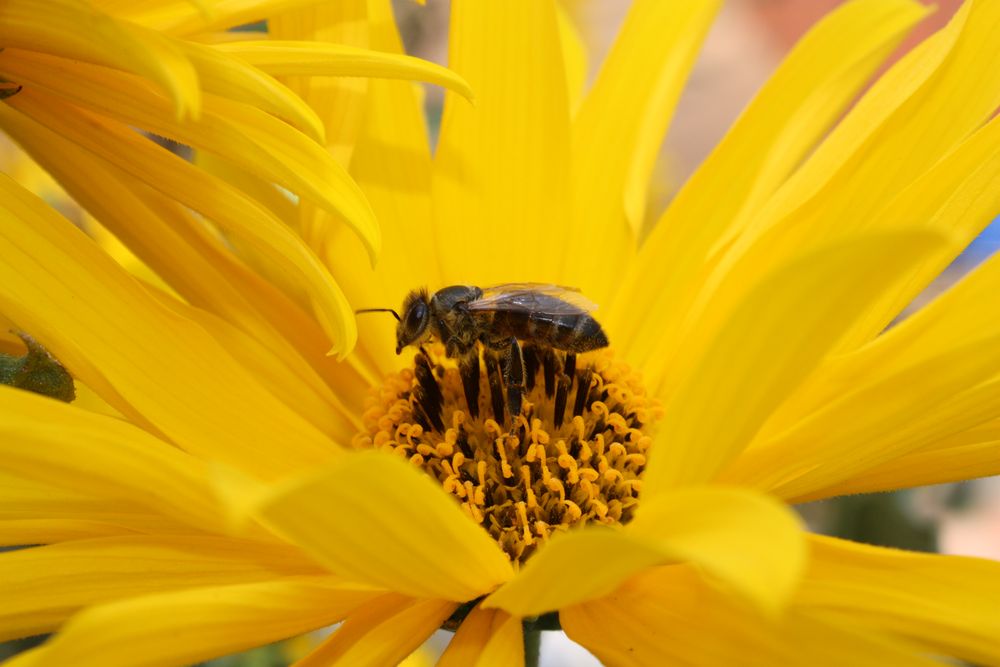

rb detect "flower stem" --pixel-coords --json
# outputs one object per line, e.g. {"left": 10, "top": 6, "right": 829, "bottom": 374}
{"left": 523, "top": 626, "right": 541, "bottom": 667}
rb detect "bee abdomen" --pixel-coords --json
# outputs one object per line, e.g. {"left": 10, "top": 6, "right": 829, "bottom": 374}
{"left": 554, "top": 314, "right": 608, "bottom": 352}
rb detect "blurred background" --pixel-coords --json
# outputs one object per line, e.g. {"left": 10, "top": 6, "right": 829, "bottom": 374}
{"left": 3, "top": 0, "right": 996, "bottom": 665}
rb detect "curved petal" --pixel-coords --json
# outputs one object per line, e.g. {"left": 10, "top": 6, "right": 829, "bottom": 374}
{"left": 255, "top": 451, "right": 513, "bottom": 602}
{"left": 0, "top": 50, "right": 369, "bottom": 254}
{"left": 294, "top": 594, "right": 455, "bottom": 667}
{"left": 5, "top": 577, "right": 377, "bottom": 667}
{"left": 327, "top": 0, "right": 442, "bottom": 377}
{"left": 562, "top": 565, "right": 937, "bottom": 667}
{"left": 1, "top": 93, "right": 364, "bottom": 357}
{"left": 439, "top": 607, "right": 524, "bottom": 667}
{"left": 0, "top": 0, "right": 198, "bottom": 116}
{"left": 0, "top": 174, "right": 340, "bottom": 478}
{"left": 433, "top": 0, "right": 571, "bottom": 286}
{"left": 799, "top": 536, "right": 1000, "bottom": 666}
{"left": 0, "top": 536, "right": 321, "bottom": 641}
{"left": 181, "top": 38, "right": 325, "bottom": 142}
{"left": 484, "top": 486, "right": 803, "bottom": 617}
{"left": 100, "top": 0, "right": 319, "bottom": 35}
{"left": 774, "top": 240, "right": 1000, "bottom": 435}
{"left": 722, "top": 334, "right": 1000, "bottom": 500}
{"left": 0, "top": 385, "right": 220, "bottom": 532}
{"left": 0, "top": 473, "right": 183, "bottom": 534}
{"left": 562, "top": 0, "right": 723, "bottom": 302}
{"left": 719, "top": 0, "right": 1000, "bottom": 320}
{"left": 642, "top": 230, "right": 944, "bottom": 494}
{"left": 215, "top": 41, "right": 472, "bottom": 100}
{"left": 795, "top": 434, "right": 1000, "bottom": 502}
{"left": 0, "top": 112, "right": 369, "bottom": 429}
{"left": 609, "top": 0, "right": 930, "bottom": 366}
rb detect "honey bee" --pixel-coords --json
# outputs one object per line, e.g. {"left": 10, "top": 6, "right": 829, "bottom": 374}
{"left": 357, "top": 283, "right": 609, "bottom": 424}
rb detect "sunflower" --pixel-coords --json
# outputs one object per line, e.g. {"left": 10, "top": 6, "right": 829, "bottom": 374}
{"left": 3, "top": 0, "right": 1000, "bottom": 665}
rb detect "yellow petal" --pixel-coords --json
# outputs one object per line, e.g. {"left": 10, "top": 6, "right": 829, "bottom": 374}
{"left": 327, "top": 0, "right": 442, "bottom": 377}
{"left": 295, "top": 594, "right": 456, "bottom": 667}
{"left": 556, "top": 5, "right": 587, "bottom": 113}
{"left": 0, "top": 0, "right": 198, "bottom": 116}
{"left": 0, "top": 473, "right": 184, "bottom": 534}
{"left": 1, "top": 92, "right": 365, "bottom": 357}
{"left": 0, "top": 173, "right": 339, "bottom": 478}
{"left": 100, "top": 0, "right": 317, "bottom": 35}
{"left": 752, "top": 115, "right": 1000, "bottom": 443}
{"left": 722, "top": 0, "right": 1000, "bottom": 314}
{"left": 6, "top": 577, "right": 378, "bottom": 667}
{"left": 722, "top": 334, "right": 1000, "bottom": 500}
{"left": 439, "top": 607, "right": 524, "bottom": 667}
{"left": 0, "top": 385, "right": 220, "bottom": 532}
{"left": 562, "top": 564, "right": 938, "bottom": 667}
{"left": 628, "top": 486, "right": 805, "bottom": 616}
{"left": 0, "top": 52, "right": 379, "bottom": 268}
{"left": 150, "top": 289, "right": 360, "bottom": 438}
{"left": 433, "top": 0, "right": 571, "bottom": 286}
{"left": 562, "top": 0, "right": 722, "bottom": 302}
{"left": 833, "top": 114, "right": 1000, "bottom": 351}
{"left": 483, "top": 529, "right": 663, "bottom": 618}
{"left": 609, "top": 0, "right": 930, "bottom": 368}
{"left": 255, "top": 451, "right": 513, "bottom": 602}
{"left": 1, "top": 107, "right": 369, "bottom": 425}
{"left": 181, "top": 39, "right": 326, "bottom": 142}
{"left": 269, "top": 2, "right": 369, "bottom": 166}
{"left": 799, "top": 536, "right": 1000, "bottom": 666}
{"left": 215, "top": 40, "right": 472, "bottom": 100}
{"left": 798, "top": 433, "right": 1000, "bottom": 502}
{"left": 642, "top": 230, "right": 944, "bottom": 494}
{"left": 0, "top": 519, "right": 145, "bottom": 545}
{"left": 485, "top": 486, "right": 803, "bottom": 617}
{"left": 0, "top": 536, "right": 322, "bottom": 641}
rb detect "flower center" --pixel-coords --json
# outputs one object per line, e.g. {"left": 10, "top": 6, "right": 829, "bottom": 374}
{"left": 354, "top": 344, "right": 659, "bottom": 564}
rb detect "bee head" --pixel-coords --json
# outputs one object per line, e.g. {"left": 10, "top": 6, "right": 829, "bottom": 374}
{"left": 396, "top": 288, "right": 431, "bottom": 354}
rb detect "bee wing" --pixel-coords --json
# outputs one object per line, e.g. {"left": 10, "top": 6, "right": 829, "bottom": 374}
{"left": 468, "top": 283, "right": 599, "bottom": 314}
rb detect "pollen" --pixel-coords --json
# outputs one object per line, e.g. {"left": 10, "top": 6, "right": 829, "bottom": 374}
{"left": 354, "top": 344, "right": 660, "bottom": 564}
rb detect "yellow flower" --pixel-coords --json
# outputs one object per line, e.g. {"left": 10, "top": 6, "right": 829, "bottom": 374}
{"left": 3, "top": 0, "right": 1000, "bottom": 666}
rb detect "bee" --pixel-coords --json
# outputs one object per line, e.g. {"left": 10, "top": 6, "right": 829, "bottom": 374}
{"left": 357, "top": 283, "right": 609, "bottom": 424}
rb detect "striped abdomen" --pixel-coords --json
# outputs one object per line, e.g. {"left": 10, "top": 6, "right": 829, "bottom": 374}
{"left": 484, "top": 309, "right": 609, "bottom": 353}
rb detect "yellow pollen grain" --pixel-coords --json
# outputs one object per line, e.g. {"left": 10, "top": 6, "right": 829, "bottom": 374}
{"left": 354, "top": 344, "right": 659, "bottom": 563}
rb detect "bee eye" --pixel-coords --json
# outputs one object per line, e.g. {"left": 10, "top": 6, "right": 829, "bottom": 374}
{"left": 406, "top": 301, "right": 427, "bottom": 331}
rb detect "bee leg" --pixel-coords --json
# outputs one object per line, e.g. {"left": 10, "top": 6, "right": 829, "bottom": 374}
{"left": 483, "top": 349, "right": 506, "bottom": 427}
{"left": 503, "top": 337, "right": 526, "bottom": 426}
{"left": 458, "top": 351, "right": 481, "bottom": 419}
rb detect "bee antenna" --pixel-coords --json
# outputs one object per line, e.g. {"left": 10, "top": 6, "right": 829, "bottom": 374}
{"left": 355, "top": 308, "right": 401, "bottom": 322}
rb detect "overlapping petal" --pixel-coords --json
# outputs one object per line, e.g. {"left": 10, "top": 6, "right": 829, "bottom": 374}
{"left": 214, "top": 41, "right": 472, "bottom": 100}
{"left": 0, "top": 536, "right": 322, "bottom": 641}
{"left": 0, "top": 174, "right": 340, "bottom": 478}
{"left": 484, "top": 486, "right": 803, "bottom": 617}
{"left": 0, "top": 0, "right": 198, "bottom": 116}
{"left": 799, "top": 536, "right": 1000, "bottom": 666}
{"left": 295, "top": 594, "right": 455, "bottom": 667}
{"left": 439, "top": 607, "right": 524, "bottom": 667}
{"left": 5, "top": 577, "right": 377, "bottom": 667}
{"left": 0, "top": 94, "right": 365, "bottom": 356}
{"left": 255, "top": 451, "right": 513, "bottom": 602}
{"left": 0, "top": 386, "right": 220, "bottom": 532}
{"left": 609, "top": 0, "right": 930, "bottom": 367}
{"left": 562, "top": 565, "right": 937, "bottom": 667}
{"left": 642, "top": 230, "right": 944, "bottom": 493}
{"left": 563, "top": 0, "right": 722, "bottom": 302}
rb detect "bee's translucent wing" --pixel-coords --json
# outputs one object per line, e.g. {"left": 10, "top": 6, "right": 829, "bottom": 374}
{"left": 467, "top": 283, "right": 599, "bottom": 314}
